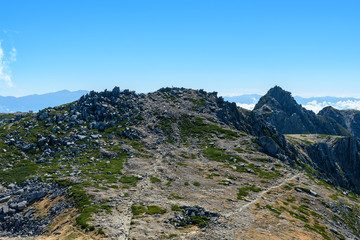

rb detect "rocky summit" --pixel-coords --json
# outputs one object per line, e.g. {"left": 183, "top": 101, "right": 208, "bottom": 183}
{"left": 0, "top": 86, "right": 360, "bottom": 239}
{"left": 253, "top": 86, "right": 350, "bottom": 136}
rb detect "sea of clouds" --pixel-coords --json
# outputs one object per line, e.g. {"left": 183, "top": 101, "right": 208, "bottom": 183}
{"left": 301, "top": 100, "right": 360, "bottom": 113}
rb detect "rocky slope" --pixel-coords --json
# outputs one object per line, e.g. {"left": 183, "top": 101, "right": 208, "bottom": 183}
{"left": 286, "top": 134, "right": 360, "bottom": 193}
{"left": 0, "top": 87, "right": 359, "bottom": 239}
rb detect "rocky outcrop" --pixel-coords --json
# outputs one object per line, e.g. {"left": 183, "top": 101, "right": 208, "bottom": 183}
{"left": 319, "top": 106, "right": 360, "bottom": 138}
{"left": 304, "top": 137, "right": 360, "bottom": 193}
{"left": 216, "top": 96, "right": 301, "bottom": 163}
{"left": 169, "top": 206, "right": 220, "bottom": 228}
{"left": 253, "top": 86, "right": 349, "bottom": 136}
{"left": 0, "top": 179, "right": 72, "bottom": 238}
{"left": 37, "top": 87, "right": 142, "bottom": 131}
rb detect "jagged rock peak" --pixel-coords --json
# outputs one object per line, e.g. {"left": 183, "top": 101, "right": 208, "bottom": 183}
{"left": 265, "top": 85, "right": 292, "bottom": 100}
{"left": 254, "top": 86, "right": 301, "bottom": 114}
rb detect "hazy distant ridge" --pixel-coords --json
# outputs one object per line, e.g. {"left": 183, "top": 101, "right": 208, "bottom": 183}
{"left": 0, "top": 90, "right": 88, "bottom": 113}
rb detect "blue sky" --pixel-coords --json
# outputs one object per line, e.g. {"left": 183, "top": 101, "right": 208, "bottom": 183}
{"left": 0, "top": 0, "right": 359, "bottom": 97}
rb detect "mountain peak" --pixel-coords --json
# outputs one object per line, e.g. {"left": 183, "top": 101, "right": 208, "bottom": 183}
{"left": 267, "top": 85, "right": 288, "bottom": 96}
{"left": 254, "top": 86, "right": 299, "bottom": 113}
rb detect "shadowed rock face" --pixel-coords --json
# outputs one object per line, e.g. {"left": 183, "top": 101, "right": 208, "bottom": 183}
{"left": 254, "top": 86, "right": 350, "bottom": 136}
{"left": 319, "top": 106, "right": 360, "bottom": 138}
{"left": 305, "top": 137, "right": 360, "bottom": 193}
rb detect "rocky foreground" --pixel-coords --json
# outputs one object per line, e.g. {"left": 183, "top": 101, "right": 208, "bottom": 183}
{"left": 0, "top": 87, "right": 359, "bottom": 239}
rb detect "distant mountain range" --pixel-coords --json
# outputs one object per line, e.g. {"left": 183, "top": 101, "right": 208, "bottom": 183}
{"left": 0, "top": 90, "right": 88, "bottom": 113}
{"left": 223, "top": 94, "right": 360, "bottom": 113}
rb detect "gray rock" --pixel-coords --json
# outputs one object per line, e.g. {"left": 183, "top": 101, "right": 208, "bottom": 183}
{"left": 36, "top": 158, "right": 47, "bottom": 164}
{"left": 91, "top": 134, "right": 101, "bottom": 139}
{"left": 310, "top": 189, "right": 317, "bottom": 197}
{"left": 77, "top": 135, "right": 87, "bottom": 141}
{"left": 0, "top": 196, "right": 11, "bottom": 203}
{"left": 247, "top": 168, "right": 255, "bottom": 174}
{"left": 2, "top": 205, "right": 9, "bottom": 214}
{"left": 8, "top": 208, "right": 16, "bottom": 214}
{"left": 17, "top": 201, "right": 27, "bottom": 210}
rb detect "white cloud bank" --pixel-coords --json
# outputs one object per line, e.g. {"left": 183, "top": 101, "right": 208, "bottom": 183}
{"left": 0, "top": 42, "right": 16, "bottom": 87}
{"left": 237, "top": 100, "right": 360, "bottom": 113}
{"left": 302, "top": 100, "right": 360, "bottom": 113}
{"left": 236, "top": 103, "right": 256, "bottom": 110}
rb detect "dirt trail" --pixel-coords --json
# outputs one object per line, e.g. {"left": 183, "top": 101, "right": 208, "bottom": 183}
{"left": 112, "top": 153, "right": 161, "bottom": 240}
{"left": 233, "top": 173, "right": 301, "bottom": 215}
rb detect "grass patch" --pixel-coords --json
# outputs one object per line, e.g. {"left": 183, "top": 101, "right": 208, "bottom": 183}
{"left": 131, "top": 205, "right": 146, "bottom": 215}
{"left": 56, "top": 180, "right": 108, "bottom": 230}
{"left": 329, "top": 193, "right": 339, "bottom": 200}
{"left": 179, "top": 153, "right": 190, "bottom": 159}
{"left": 286, "top": 196, "right": 296, "bottom": 203}
{"left": 305, "top": 223, "right": 330, "bottom": 240}
{"left": 0, "top": 162, "right": 38, "bottom": 185}
{"left": 150, "top": 176, "right": 161, "bottom": 183}
{"left": 169, "top": 193, "right": 183, "bottom": 199}
{"left": 280, "top": 206, "right": 309, "bottom": 223}
{"left": 193, "top": 181, "right": 200, "bottom": 187}
{"left": 146, "top": 205, "right": 167, "bottom": 214}
{"left": 252, "top": 157, "right": 269, "bottom": 163}
{"left": 179, "top": 116, "right": 239, "bottom": 140}
{"left": 119, "top": 175, "right": 139, "bottom": 186}
{"left": 131, "top": 205, "right": 167, "bottom": 215}
{"left": 265, "top": 205, "right": 282, "bottom": 215}
{"left": 177, "top": 161, "right": 188, "bottom": 167}
{"left": 190, "top": 215, "right": 210, "bottom": 227}
{"left": 237, "top": 185, "right": 262, "bottom": 200}
{"left": 171, "top": 205, "right": 181, "bottom": 211}
{"left": 203, "top": 147, "right": 247, "bottom": 163}
{"left": 234, "top": 147, "right": 244, "bottom": 153}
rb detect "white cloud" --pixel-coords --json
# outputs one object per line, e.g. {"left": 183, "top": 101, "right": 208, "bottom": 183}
{"left": 236, "top": 103, "right": 256, "bottom": 110}
{"left": 334, "top": 100, "right": 360, "bottom": 110}
{"left": 302, "top": 100, "right": 360, "bottom": 113}
{"left": 302, "top": 101, "right": 329, "bottom": 113}
{"left": 235, "top": 99, "right": 360, "bottom": 113}
{"left": 0, "top": 42, "right": 15, "bottom": 87}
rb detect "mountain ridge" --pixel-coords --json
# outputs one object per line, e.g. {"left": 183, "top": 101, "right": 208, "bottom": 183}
{"left": 0, "top": 86, "right": 359, "bottom": 239}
